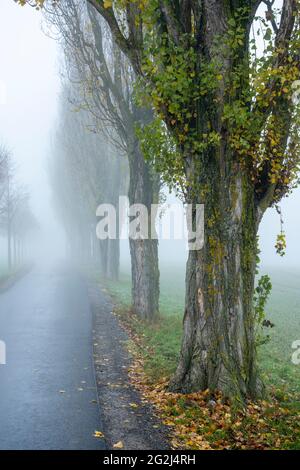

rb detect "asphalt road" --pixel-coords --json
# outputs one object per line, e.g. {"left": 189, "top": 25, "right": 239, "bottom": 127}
{"left": 0, "top": 264, "right": 105, "bottom": 450}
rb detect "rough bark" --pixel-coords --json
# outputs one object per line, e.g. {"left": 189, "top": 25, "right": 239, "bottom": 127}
{"left": 128, "top": 138, "right": 160, "bottom": 320}
{"left": 87, "top": 0, "right": 298, "bottom": 399}
{"left": 170, "top": 158, "right": 262, "bottom": 400}
{"left": 168, "top": 1, "right": 265, "bottom": 400}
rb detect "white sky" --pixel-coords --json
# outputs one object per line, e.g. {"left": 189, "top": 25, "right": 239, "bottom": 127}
{"left": 0, "top": 0, "right": 65, "bottom": 259}
{"left": 0, "top": 0, "right": 299, "bottom": 269}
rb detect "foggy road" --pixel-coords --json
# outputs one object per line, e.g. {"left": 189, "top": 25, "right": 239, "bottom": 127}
{"left": 0, "top": 265, "right": 105, "bottom": 450}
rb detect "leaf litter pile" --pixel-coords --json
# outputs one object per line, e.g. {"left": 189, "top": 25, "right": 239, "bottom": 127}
{"left": 117, "top": 309, "right": 300, "bottom": 450}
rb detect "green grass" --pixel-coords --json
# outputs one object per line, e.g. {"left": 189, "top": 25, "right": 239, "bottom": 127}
{"left": 101, "top": 264, "right": 300, "bottom": 396}
{"left": 0, "top": 264, "right": 30, "bottom": 290}
{"left": 101, "top": 267, "right": 185, "bottom": 380}
{"left": 99, "top": 264, "right": 300, "bottom": 449}
{"left": 259, "top": 268, "right": 300, "bottom": 394}
{"left": 0, "top": 265, "right": 12, "bottom": 284}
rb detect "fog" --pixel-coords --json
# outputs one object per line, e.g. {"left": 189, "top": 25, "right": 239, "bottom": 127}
{"left": 0, "top": 0, "right": 299, "bottom": 273}
{"left": 0, "top": 0, "right": 300, "bottom": 452}
{"left": 0, "top": 0, "right": 65, "bottom": 267}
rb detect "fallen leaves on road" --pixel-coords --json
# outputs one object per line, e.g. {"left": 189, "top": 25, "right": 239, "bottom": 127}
{"left": 129, "top": 402, "right": 139, "bottom": 409}
{"left": 93, "top": 431, "right": 104, "bottom": 438}
{"left": 113, "top": 440, "right": 124, "bottom": 449}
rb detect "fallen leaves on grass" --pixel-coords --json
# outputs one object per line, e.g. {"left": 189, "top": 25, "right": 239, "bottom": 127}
{"left": 117, "top": 309, "right": 300, "bottom": 451}
{"left": 129, "top": 361, "right": 300, "bottom": 450}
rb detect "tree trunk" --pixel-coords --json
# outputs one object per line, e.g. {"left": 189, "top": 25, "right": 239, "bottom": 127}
{"left": 99, "top": 239, "right": 108, "bottom": 276}
{"left": 170, "top": 155, "right": 263, "bottom": 401}
{"left": 98, "top": 220, "right": 120, "bottom": 280}
{"left": 167, "top": 2, "right": 266, "bottom": 401}
{"left": 128, "top": 139, "right": 160, "bottom": 320}
{"left": 86, "top": 0, "right": 284, "bottom": 400}
{"left": 13, "top": 233, "right": 17, "bottom": 267}
{"left": 107, "top": 238, "right": 120, "bottom": 281}
{"left": 17, "top": 238, "right": 21, "bottom": 265}
{"left": 106, "top": 159, "right": 121, "bottom": 281}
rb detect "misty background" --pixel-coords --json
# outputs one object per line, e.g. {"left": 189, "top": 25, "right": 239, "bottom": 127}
{"left": 0, "top": 0, "right": 299, "bottom": 274}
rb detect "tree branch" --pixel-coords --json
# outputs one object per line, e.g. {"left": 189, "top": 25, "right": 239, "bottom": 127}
{"left": 87, "top": 0, "right": 142, "bottom": 74}
{"left": 263, "top": 0, "right": 279, "bottom": 34}
{"left": 253, "top": 0, "right": 298, "bottom": 212}
{"left": 158, "top": 0, "right": 182, "bottom": 45}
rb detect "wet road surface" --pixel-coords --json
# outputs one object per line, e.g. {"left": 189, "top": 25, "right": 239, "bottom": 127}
{"left": 0, "top": 265, "right": 105, "bottom": 450}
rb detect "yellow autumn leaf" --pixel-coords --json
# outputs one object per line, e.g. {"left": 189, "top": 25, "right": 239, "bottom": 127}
{"left": 94, "top": 430, "right": 104, "bottom": 438}
{"left": 103, "top": 0, "right": 113, "bottom": 8}
{"left": 113, "top": 441, "right": 124, "bottom": 449}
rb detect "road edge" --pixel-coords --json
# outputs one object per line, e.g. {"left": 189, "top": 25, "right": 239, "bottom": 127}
{"left": 0, "top": 265, "right": 33, "bottom": 294}
{"left": 87, "top": 279, "right": 170, "bottom": 451}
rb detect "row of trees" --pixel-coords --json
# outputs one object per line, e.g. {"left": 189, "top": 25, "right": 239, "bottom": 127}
{"left": 83, "top": 0, "right": 300, "bottom": 401}
{"left": 21, "top": 0, "right": 300, "bottom": 402}
{"left": 0, "top": 145, "right": 37, "bottom": 270}
{"left": 44, "top": 0, "right": 161, "bottom": 318}
{"left": 50, "top": 83, "right": 127, "bottom": 280}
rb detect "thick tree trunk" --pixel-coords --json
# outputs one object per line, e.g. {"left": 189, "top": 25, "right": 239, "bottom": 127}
{"left": 170, "top": 158, "right": 262, "bottom": 400}
{"left": 128, "top": 139, "right": 160, "bottom": 320}
{"left": 86, "top": 0, "right": 283, "bottom": 400}
{"left": 168, "top": 2, "right": 265, "bottom": 401}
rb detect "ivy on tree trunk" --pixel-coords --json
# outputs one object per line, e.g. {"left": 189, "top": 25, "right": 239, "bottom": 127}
{"left": 86, "top": 0, "right": 300, "bottom": 401}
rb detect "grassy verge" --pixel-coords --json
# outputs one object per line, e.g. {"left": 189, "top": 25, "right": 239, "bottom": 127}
{"left": 100, "top": 271, "right": 182, "bottom": 382}
{"left": 0, "top": 266, "right": 11, "bottom": 284}
{"left": 96, "top": 266, "right": 300, "bottom": 450}
{"left": 0, "top": 266, "right": 17, "bottom": 287}
{"left": 0, "top": 264, "right": 31, "bottom": 290}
